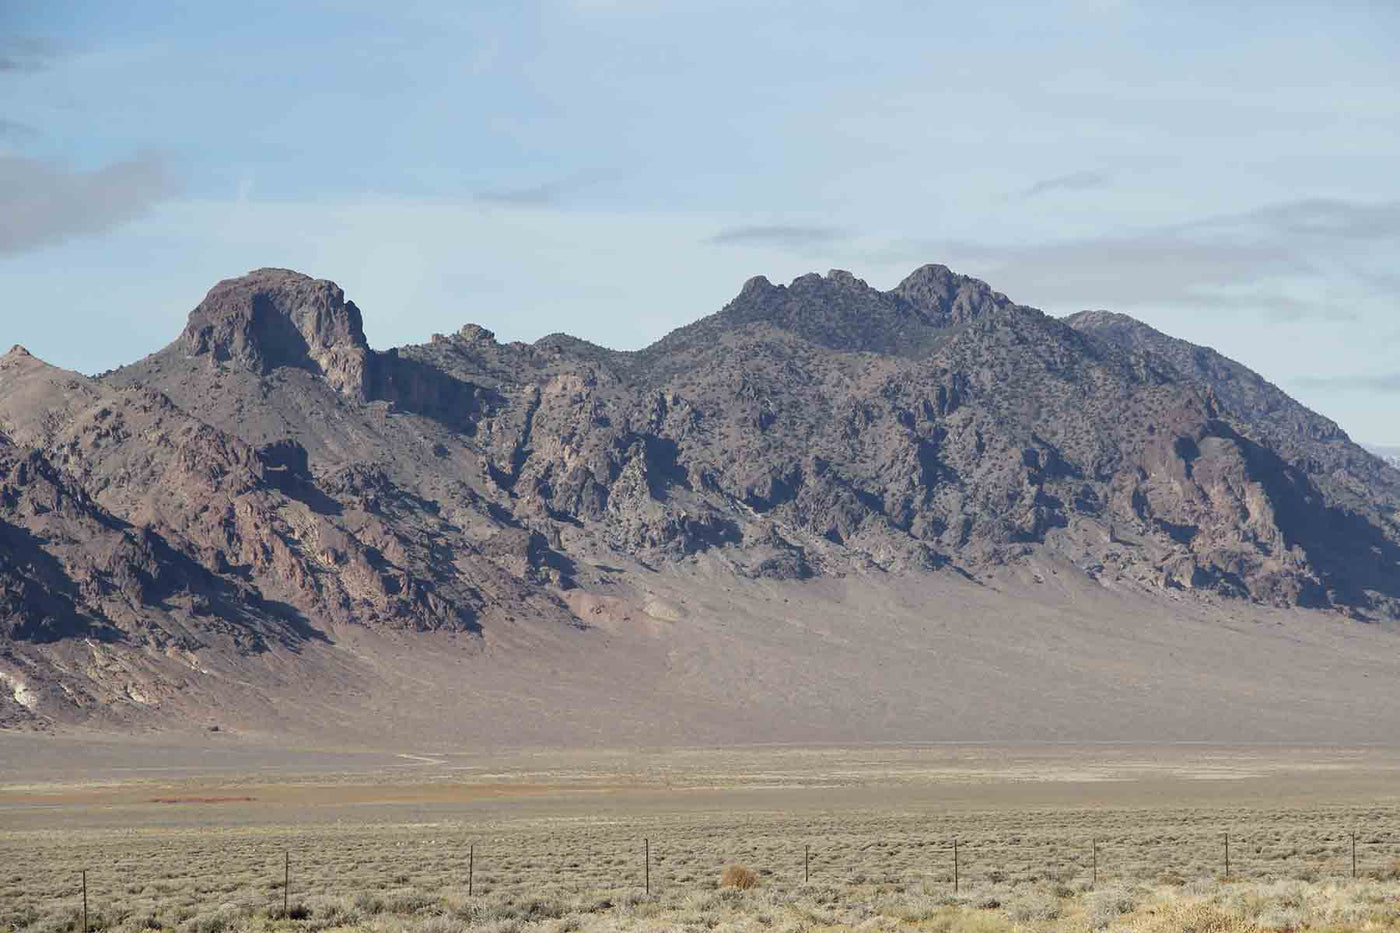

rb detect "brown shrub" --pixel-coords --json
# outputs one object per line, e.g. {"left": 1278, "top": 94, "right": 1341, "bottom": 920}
{"left": 1122, "top": 902, "right": 1260, "bottom": 933}
{"left": 719, "top": 865, "right": 759, "bottom": 890}
{"left": 1366, "top": 858, "right": 1400, "bottom": 881}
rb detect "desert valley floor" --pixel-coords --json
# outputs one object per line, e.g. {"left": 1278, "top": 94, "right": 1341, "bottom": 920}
{"left": 4, "top": 738, "right": 1400, "bottom": 932}
{"left": 7, "top": 565, "right": 1400, "bottom": 931}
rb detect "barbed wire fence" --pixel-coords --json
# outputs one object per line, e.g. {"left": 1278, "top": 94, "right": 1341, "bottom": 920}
{"left": 26, "top": 823, "right": 1400, "bottom": 930}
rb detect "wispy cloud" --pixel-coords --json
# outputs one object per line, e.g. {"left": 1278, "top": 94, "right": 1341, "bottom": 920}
{"left": 1202, "top": 198, "right": 1400, "bottom": 241}
{"left": 475, "top": 180, "right": 568, "bottom": 206}
{"left": 0, "top": 118, "right": 33, "bottom": 140}
{"left": 871, "top": 197, "right": 1399, "bottom": 321}
{"left": 0, "top": 154, "right": 177, "bottom": 254}
{"left": 1294, "top": 373, "right": 1400, "bottom": 393}
{"left": 707, "top": 224, "right": 849, "bottom": 248}
{"left": 1019, "top": 169, "right": 1110, "bottom": 199}
{"left": 1, "top": 38, "right": 52, "bottom": 151}
{"left": 0, "top": 37, "right": 56, "bottom": 74}
{"left": 474, "top": 170, "right": 609, "bottom": 207}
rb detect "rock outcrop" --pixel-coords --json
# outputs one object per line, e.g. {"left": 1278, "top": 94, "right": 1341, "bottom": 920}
{"left": 179, "top": 269, "right": 374, "bottom": 400}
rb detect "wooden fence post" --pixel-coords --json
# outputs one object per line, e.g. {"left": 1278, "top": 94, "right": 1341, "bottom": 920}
{"left": 953, "top": 838, "right": 959, "bottom": 893}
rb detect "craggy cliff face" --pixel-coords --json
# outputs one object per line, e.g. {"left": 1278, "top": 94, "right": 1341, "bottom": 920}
{"left": 2, "top": 265, "right": 1398, "bottom": 728}
{"left": 178, "top": 268, "right": 374, "bottom": 400}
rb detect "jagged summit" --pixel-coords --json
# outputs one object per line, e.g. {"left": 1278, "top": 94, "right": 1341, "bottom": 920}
{"left": 891, "top": 263, "right": 1013, "bottom": 326}
{"left": 456, "top": 323, "right": 496, "bottom": 344}
{"left": 642, "top": 264, "right": 1020, "bottom": 362}
{"left": 737, "top": 274, "right": 773, "bottom": 297}
{"left": 178, "top": 268, "right": 373, "bottom": 399}
{"left": 646, "top": 266, "right": 985, "bottom": 360}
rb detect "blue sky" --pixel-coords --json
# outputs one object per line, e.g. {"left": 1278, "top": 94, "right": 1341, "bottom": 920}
{"left": 2, "top": 1, "right": 1398, "bottom": 441}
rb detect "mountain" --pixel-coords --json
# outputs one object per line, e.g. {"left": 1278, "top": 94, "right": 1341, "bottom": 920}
{"left": 1065, "top": 310, "right": 1400, "bottom": 512}
{"left": 2, "top": 265, "right": 1399, "bottom": 742}
{"left": 1062, "top": 309, "right": 1400, "bottom": 609}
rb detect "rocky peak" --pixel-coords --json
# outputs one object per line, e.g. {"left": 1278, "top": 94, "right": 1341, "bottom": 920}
{"left": 1, "top": 348, "right": 39, "bottom": 382}
{"left": 457, "top": 324, "right": 497, "bottom": 345}
{"left": 1063, "top": 309, "right": 1156, "bottom": 342}
{"left": 178, "top": 268, "right": 372, "bottom": 399}
{"left": 824, "top": 269, "right": 865, "bottom": 287}
{"left": 703, "top": 268, "right": 930, "bottom": 354}
{"left": 738, "top": 275, "right": 774, "bottom": 297}
{"left": 890, "top": 264, "right": 1007, "bottom": 326}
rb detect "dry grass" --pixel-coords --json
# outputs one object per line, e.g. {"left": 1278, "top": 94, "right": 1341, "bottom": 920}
{"left": 5, "top": 804, "right": 1400, "bottom": 932}
{"left": 7, "top": 877, "right": 1400, "bottom": 933}
{"left": 1120, "top": 901, "right": 1261, "bottom": 933}
{"left": 719, "top": 865, "right": 759, "bottom": 890}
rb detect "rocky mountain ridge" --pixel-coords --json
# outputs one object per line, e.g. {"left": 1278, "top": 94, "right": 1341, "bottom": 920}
{"left": 2, "top": 263, "right": 1398, "bottom": 731}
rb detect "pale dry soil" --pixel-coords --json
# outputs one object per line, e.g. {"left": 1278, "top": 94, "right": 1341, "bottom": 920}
{"left": 12, "top": 567, "right": 1400, "bottom": 749}
{"left": 4, "top": 743, "right": 1400, "bottom": 932}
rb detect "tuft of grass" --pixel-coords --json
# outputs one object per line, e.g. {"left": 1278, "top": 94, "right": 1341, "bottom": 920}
{"left": 1086, "top": 884, "right": 1139, "bottom": 929}
{"left": 1005, "top": 888, "right": 1061, "bottom": 923}
{"left": 263, "top": 902, "right": 310, "bottom": 922}
{"left": 719, "top": 865, "right": 760, "bottom": 890}
{"left": 1120, "top": 900, "right": 1261, "bottom": 933}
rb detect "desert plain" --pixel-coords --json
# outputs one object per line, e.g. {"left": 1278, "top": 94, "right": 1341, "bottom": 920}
{"left": 5, "top": 737, "right": 1400, "bottom": 933}
{"left": 6, "top": 572, "right": 1400, "bottom": 932}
